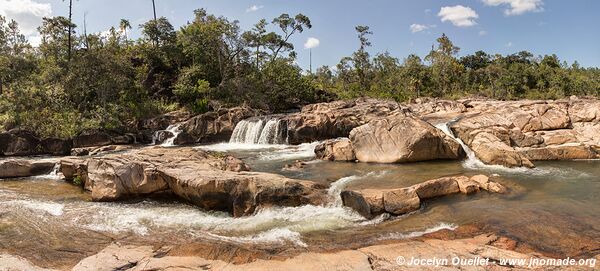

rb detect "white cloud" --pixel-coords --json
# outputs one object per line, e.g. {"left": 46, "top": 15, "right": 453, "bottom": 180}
{"left": 304, "top": 37, "right": 320, "bottom": 49}
{"left": 479, "top": 30, "right": 488, "bottom": 36}
{"left": 28, "top": 34, "right": 42, "bottom": 46}
{"left": 438, "top": 5, "right": 479, "bottom": 27}
{"left": 482, "top": 0, "right": 543, "bottom": 16}
{"left": 0, "top": 0, "right": 52, "bottom": 36}
{"left": 506, "top": 41, "right": 513, "bottom": 47}
{"left": 409, "top": 24, "right": 429, "bottom": 33}
{"left": 99, "top": 29, "right": 112, "bottom": 39}
{"left": 246, "top": 5, "right": 264, "bottom": 13}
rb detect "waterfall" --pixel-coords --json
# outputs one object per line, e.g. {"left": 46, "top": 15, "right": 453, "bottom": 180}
{"left": 34, "top": 162, "right": 62, "bottom": 180}
{"left": 434, "top": 120, "right": 487, "bottom": 169}
{"left": 230, "top": 118, "right": 286, "bottom": 145}
{"left": 155, "top": 124, "right": 182, "bottom": 147}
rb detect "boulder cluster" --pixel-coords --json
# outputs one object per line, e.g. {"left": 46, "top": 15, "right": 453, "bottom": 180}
{"left": 312, "top": 97, "right": 600, "bottom": 167}
{"left": 450, "top": 98, "right": 600, "bottom": 167}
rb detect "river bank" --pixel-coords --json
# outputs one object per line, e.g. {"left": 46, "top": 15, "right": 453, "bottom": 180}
{"left": 1, "top": 97, "right": 599, "bottom": 270}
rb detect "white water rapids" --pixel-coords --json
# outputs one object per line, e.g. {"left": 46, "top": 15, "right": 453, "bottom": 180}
{"left": 1, "top": 172, "right": 392, "bottom": 248}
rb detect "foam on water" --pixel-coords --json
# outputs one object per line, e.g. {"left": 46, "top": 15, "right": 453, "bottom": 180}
{"left": 32, "top": 163, "right": 62, "bottom": 180}
{"left": 161, "top": 124, "right": 182, "bottom": 147}
{"left": 328, "top": 171, "right": 390, "bottom": 206}
{"left": 3, "top": 199, "right": 64, "bottom": 216}
{"left": 197, "top": 141, "right": 320, "bottom": 161}
{"left": 205, "top": 228, "right": 308, "bottom": 247}
{"left": 435, "top": 121, "right": 559, "bottom": 175}
{"left": 67, "top": 171, "right": 394, "bottom": 246}
{"left": 69, "top": 198, "right": 370, "bottom": 247}
{"left": 377, "top": 222, "right": 458, "bottom": 240}
{"left": 257, "top": 142, "right": 319, "bottom": 161}
{"left": 197, "top": 143, "right": 289, "bottom": 152}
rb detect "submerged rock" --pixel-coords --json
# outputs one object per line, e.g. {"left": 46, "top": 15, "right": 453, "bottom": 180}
{"left": 282, "top": 160, "right": 307, "bottom": 171}
{"left": 349, "top": 116, "right": 465, "bottom": 163}
{"left": 342, "top": 175, "right": 505, "bottom": 218}
{"left": 59, "top": 147, "right": 325, "bottom": 216}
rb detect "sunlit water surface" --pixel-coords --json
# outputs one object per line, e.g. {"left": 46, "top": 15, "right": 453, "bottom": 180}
{"left": 1, "top": 142, "right": 599, "bottom": 268}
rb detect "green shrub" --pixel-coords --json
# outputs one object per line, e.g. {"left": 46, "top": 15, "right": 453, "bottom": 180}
{"left": 191, "top": 98, "right": 210, "bottom": 114}
{"left": 72, "top": 175, "right": 83, "bottom": 187}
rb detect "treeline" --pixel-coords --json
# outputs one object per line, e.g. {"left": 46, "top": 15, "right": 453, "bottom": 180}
{"left": 0, "top": 9, "right": 598, "bottom": 138}
{"left": 315, "top": 29, "right": 600, "bottom": 101}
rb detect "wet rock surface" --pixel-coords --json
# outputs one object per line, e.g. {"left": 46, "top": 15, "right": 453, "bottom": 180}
{"left": 2, "top": 97, "right": 600, "bottom": 270}
{"left": 58, "top": 147, "right": 326, "bottom": 216}
{"left": 449, "top": 97, "right": 600, "bottom": 167}
{"left": 66, "top": 232, "right": 579, "bottom": 271}
{"left": 341, "top": 175, "right": 506, "bottom": 218}
{"left": 0, "top": 159, "right": 58, "bottom": 179}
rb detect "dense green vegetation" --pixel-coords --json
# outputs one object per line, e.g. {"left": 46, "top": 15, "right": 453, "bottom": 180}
{"left": 0, "top": 8, "right": 598, "bottom": 138}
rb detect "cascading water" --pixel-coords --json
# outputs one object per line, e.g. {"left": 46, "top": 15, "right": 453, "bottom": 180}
{"left": 33, "top": 162, "right": 62, "bottom": 180}
{"left": 435, "top": 120, "right": 540, "bottom": 172}
{"left": 230, "top": 117, "right": 287, "bottom": 145}
{"left": 434, "top": 120, "right": 485, "bottom": 169}
{"left": 152, "top": 124, "right": 182, "bottom": 147}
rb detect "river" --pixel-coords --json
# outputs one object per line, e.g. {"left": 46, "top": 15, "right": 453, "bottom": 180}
{"left": 1, "top": 120, "right": 599, "bottom": 269}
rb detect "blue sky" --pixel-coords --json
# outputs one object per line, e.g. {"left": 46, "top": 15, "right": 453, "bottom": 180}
{"left": 1, "top": 0, "right": 598, "bottom": 68}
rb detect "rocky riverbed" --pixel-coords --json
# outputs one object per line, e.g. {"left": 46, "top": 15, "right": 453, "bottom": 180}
{"left": 1, "top": 97, "right": 599, "bottom": 270}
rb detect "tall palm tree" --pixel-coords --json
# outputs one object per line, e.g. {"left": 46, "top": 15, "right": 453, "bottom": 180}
{"left": 119, "top": 19, "right": 131, "bottom": 46}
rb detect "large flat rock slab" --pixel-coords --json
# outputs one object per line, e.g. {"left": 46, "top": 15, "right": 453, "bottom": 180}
{"left": 0, "top": 159, "right": 58, "bottom": 179}
{"left": 59, "top": 147, "right": 326, "bottom": 216}
{"left": 69, "top": 233, "right": 569, "bottom": 271}
{"left": 341, "top": 175, "right": 505, "bottom": 218}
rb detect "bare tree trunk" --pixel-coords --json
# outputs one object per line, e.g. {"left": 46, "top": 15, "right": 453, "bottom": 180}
{"left": 152, "top": 0, "right": 158, "bottom": 47}
{"left": 68, "top": 0, "right": 73, "bottom": 62}
{"left": 83, "top": 12, "right": 90, "bottom": 50}
{"left": 256, "top": 45, "right": 260, "bottom": 71}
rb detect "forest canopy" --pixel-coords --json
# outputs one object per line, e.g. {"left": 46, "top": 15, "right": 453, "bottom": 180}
{"left": 0, "top": 8, "right": 598, "bottom": 138}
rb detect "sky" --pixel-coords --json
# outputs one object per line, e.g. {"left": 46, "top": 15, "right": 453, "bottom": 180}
{"left": 0, "top": 0, "right": 598, "bottom": 69}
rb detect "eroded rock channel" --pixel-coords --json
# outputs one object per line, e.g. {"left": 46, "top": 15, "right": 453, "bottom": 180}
{"left": 1, "top": 97, "right": 599, "bottom": 270}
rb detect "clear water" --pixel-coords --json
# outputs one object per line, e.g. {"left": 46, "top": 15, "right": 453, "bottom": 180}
{"left": 1, "top": 143, "right": 599, "bottom": 268}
